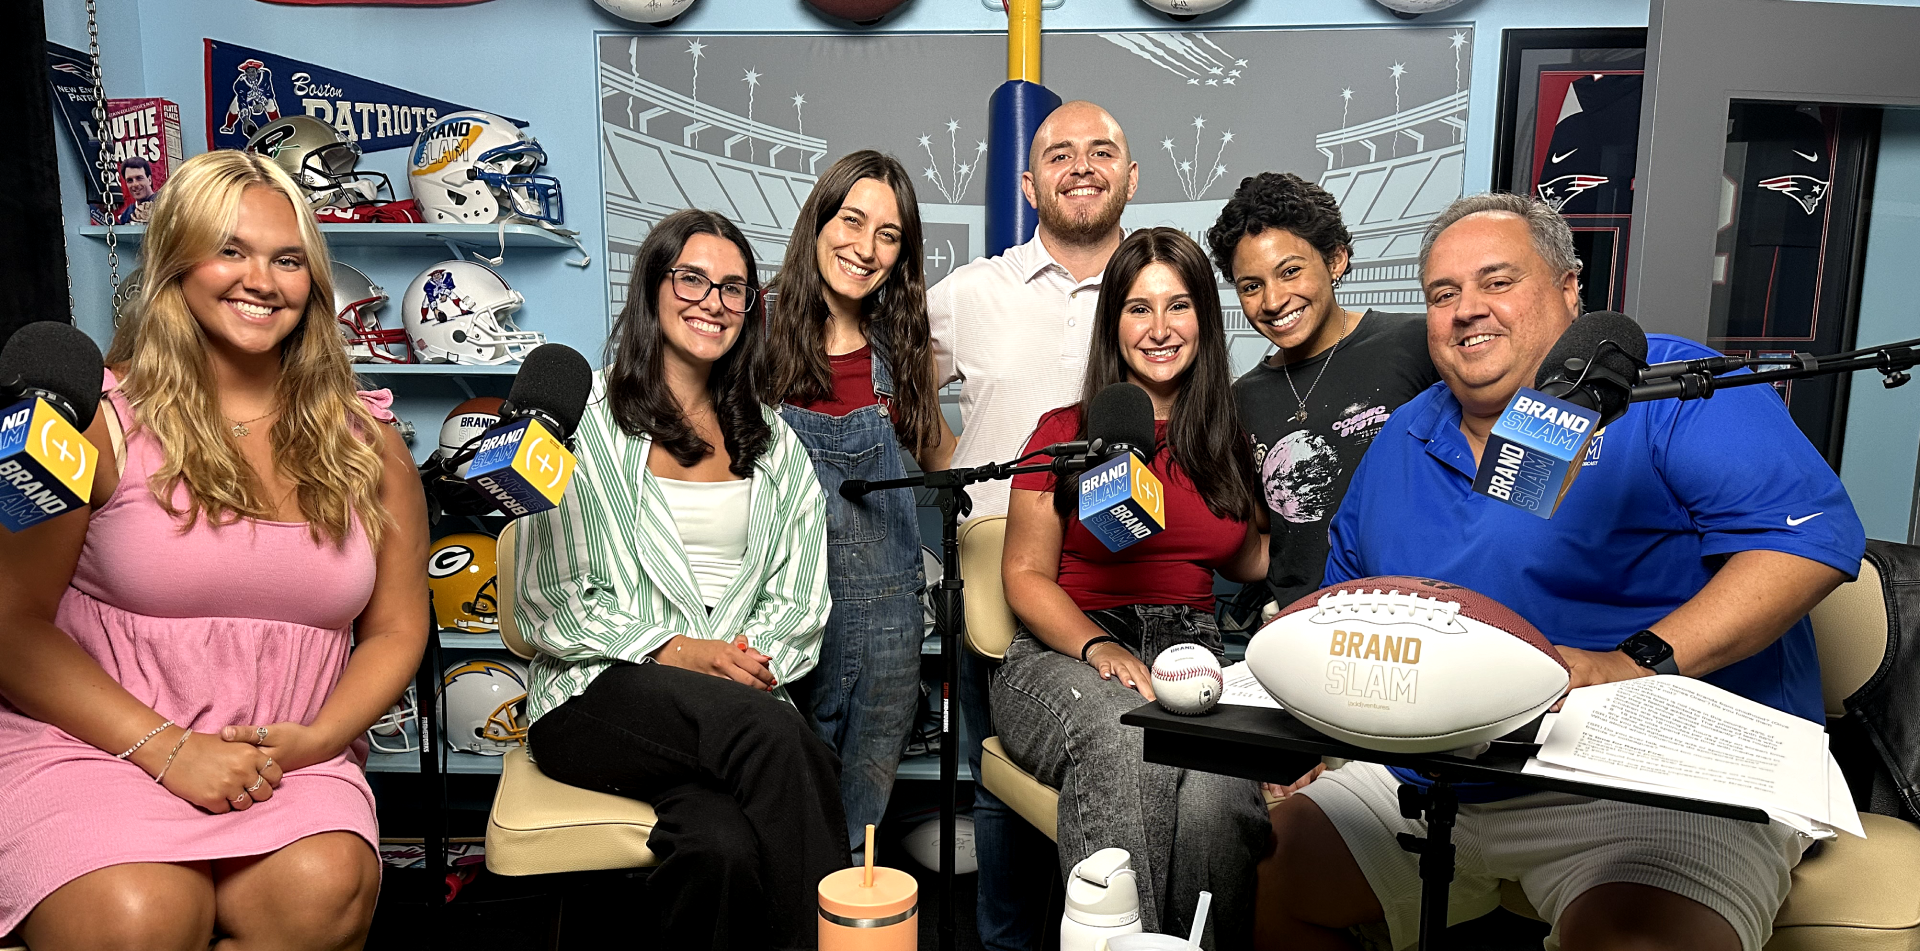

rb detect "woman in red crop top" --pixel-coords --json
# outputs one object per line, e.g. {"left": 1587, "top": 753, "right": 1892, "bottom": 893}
{"left": 992, "top": 228, "right": 1272, "bottom": 947}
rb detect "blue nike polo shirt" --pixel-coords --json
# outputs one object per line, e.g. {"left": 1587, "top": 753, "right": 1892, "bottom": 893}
{"left": 1325, "top": 334, "right": 1865, "bottom": 731}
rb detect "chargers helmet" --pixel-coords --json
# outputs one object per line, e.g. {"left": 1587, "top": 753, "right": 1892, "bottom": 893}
{"left": 440, "top": 658, "right": 529, "bottom": 755}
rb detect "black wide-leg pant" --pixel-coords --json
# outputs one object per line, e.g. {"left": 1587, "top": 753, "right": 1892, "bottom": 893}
{"left": 528, "top": 661, "right": 850, "bottom": 951}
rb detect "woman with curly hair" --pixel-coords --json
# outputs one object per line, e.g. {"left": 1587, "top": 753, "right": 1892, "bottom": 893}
{"left": 0, "top": 149, "right": 427, "bottom": 950}
{"left": 1205, "top": 172, "right": 1438, "bottom": 615}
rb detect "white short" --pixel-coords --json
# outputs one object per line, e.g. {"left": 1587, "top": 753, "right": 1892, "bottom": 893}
{"left": 1298, "top": 762, "right": 1810, "bottom": 951}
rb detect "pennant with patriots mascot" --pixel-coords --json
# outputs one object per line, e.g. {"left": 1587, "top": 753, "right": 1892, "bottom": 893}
{"left": 203, "top": 39, "right": 524, "bottom": 153}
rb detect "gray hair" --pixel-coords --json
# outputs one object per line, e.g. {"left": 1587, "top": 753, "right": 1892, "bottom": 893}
{"left": 1417, "top": 192, "right": 1582, "bottom": 284}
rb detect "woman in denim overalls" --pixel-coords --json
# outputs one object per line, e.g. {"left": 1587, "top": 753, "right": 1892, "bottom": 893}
{"left": 763, "top": 151, "right": 956, "bottom": 861}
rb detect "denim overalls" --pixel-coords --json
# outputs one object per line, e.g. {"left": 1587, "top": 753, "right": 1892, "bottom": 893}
{"left": 778, "top": 337, "right": 927, "bottom": 861}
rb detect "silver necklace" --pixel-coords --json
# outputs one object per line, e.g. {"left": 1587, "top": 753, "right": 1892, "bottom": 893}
{"left": 1279, "top": 309, "right": 1352, "bottom": 423}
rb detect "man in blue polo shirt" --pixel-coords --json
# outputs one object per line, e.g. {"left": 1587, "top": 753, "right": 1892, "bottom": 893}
{"left": 1257, "top": 193, "right": 1864, "bottom": 951}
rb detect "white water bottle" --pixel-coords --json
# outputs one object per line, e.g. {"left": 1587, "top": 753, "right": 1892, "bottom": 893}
{"left": 1061, "top": 847, "right": 1143, "bottom": 951}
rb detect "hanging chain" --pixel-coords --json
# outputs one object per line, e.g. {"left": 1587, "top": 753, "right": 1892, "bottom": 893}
{"left": 86, "top": 0, "right": 123, "bottom": 314}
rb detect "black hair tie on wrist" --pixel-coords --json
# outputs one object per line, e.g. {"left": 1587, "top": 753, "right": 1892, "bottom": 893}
{"left": 1080, "top": 635, "right": 1122, "bottom": 663}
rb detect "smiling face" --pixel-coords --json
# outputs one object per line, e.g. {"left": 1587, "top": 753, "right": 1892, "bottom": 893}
{"left": 1231, "top": 227, "right": 1350, "bottom": 362}
{"left": 121, "top": 164, "right": 154, "bottom": 200}
{"left": 179, "top": 185, "right": 311, "bottom": 363}
{"left": 814, "top": 176, "right": 902, "bottom": 317}
{"left": 1117, "top": 261, "right": 1200, "bottom": 416}
{"left": 657, "top": 231, "right": 751, "bottom": 376}
{"left": 1422, "top": 212, "right": 1583, "bottom": 418}
{"left": 1022, "top": 103, "right": 1138, "bottom": 245}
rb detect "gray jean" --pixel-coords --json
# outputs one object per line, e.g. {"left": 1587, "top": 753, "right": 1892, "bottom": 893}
{"left": 989, "top": 606, "right": 1270, "bottom": 949}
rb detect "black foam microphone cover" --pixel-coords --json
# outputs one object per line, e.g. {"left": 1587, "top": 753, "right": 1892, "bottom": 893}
{"left": 1533, "top": 310, "right": 1648, "bottom": 428}
{"left": 1086, "top": 382, "right": 1157, "bottom": 461}
{"left": 501, "top": 344, "right": 593, "bottom": 439}
{"left": 0, "top": 321, "right": 104, "bottom": 427}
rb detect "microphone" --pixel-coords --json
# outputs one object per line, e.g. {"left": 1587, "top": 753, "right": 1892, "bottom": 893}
{"left": 0, "top": 322, "right": 104, "bottom": 531}
{"left": 1075, "top": 382, "right": 1166, "bottom": 552}
{"left": 1469, "top": 312, "right": 1641, "bottom": 519}
{"left": 1532, "top": 310, "right": 1648, "bottom": 430}
{"left": 463, "top": 344, "right": 592, "bottom": 518}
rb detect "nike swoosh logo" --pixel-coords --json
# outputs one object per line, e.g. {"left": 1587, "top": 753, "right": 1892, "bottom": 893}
{"left": 1793, "top": 149, "right": 1819, "bottom": 163}
{"left": 1786, "top": 512, "right": 1825, "bottom": 526}
{"left": 1550, "top": 149, "right": 1577, "bottom": 163}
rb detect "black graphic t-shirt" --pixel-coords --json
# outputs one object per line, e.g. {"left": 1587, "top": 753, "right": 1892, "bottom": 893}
{"left": 1233, "top": 310, "right": 1439, "bottom": 610}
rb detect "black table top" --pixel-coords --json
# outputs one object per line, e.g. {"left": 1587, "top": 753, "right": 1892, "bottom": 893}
{"left": 1120, "top": 701, "right": 1769, "bottom": 824}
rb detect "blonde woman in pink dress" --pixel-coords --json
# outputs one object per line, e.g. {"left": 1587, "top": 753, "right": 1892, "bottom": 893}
{"left": 0, "top": 150, "right": 428, "bottom": 950}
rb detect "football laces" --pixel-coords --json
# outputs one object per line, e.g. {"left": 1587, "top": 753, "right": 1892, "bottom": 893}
{"left": 1312, "top": 589, "right": 1466, "bottom": 632}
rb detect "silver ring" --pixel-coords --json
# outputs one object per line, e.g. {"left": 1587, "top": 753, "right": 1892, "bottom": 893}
{"left": 261, "top": 757, "right": 274, "bottom": 771}
{"left": 247, "top": 777, "right": 265, "bottom": 793}
{"left": 230, "top": 793, "right": 249, "bottom": 805}
{"left": 256, "top": 726, "right": 269, "bottom": 743}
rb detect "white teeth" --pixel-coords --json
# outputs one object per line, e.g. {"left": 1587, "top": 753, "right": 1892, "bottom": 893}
{"left": 1064, "top": 187, "right": 1100, "bottom": 196}
{"left": 1462, "top": 334, "right": 1496, "bottom": 347}
{"left": 231, "top": 301, "right": 273, "bottom": 318}
{"left": 837, "top": 258, "right": 874, "bottom": 278}
{"left": 1144, "top": 347, "right": 1178, "bottom": 357}
{"left": 687, "top": 317, "right": 724, "bottom": 334}
{"left": 1267, "top": 306, "right": 1306, "bottom": 328}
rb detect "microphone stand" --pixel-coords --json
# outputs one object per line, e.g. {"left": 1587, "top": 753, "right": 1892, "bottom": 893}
{"left": 841, "top": 453, "right": 1082, "bottom": 951}
{"left": 1630, "top": 335, "right": 1920, "bottom": 402}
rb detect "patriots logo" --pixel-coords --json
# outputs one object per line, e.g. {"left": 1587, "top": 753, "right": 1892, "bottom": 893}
{"left": 1757, "top": 175, "right": 1829, "bottom": 215}
{"left": 419, "top": 270, "right": 476, "bottom": 322}
{"left": 52, "top": 63, "right": 90, "bottom": 77}
{"left": 1536, "top": 174, "right": 1609, "bottom": 212}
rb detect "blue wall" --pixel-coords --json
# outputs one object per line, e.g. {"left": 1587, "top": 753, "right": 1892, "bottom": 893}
{"left": 42, "top": 0, "right": 1920, "bottom": 532}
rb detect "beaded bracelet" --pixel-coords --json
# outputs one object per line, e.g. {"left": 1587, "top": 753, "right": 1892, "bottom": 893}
{"left": 116, "top": 719, "right": 175, "bottom": 760}
{"left": 153, "top": 729, "right": 191, "bottom": 785}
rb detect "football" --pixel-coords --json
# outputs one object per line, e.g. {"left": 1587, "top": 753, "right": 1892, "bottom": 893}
{"left": 1245, "top": 576, "right": 1568, "bottom": 754}
{"left": 803, "top": 0, "right": 910, "bottom": 25}
{"left": 901, "top": 815, "right": 976, "bottom": 875}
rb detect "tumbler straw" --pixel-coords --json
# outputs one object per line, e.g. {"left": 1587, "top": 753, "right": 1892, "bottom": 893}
{"left": 1187, "top": 891, "right": 1212, "bottom": 947}
{"left": 864, "top": 824, "right": 876, "bottom": 888}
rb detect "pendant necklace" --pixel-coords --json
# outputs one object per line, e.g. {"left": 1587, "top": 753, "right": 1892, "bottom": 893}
{"left": 1280, "top": 308, "right": 1353, "bottom": 424}
{"left": 227, "top": 409, "right": 275, "bottom": 438}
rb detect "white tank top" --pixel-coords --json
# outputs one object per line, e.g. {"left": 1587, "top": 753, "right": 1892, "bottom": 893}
{"left": 653, "top": 476, "right": 752, "bottom": 607}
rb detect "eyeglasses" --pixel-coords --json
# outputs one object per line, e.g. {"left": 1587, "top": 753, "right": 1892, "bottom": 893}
{"left": 666, "top": 268, "right": 757, "bottom": 314}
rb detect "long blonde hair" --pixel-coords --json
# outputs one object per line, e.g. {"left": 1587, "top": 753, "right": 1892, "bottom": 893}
{"left": 106, "top": 149, "right": 390, "bottom": 547}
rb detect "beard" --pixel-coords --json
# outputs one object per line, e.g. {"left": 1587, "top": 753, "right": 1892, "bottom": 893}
{"left": 1036, "top": 184, "right": 1127, "bottom": 245}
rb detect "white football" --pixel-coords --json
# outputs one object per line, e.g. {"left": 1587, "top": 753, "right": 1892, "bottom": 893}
{"left": 1138, "top": 0, "right": 1240, "bottom": 17}
{"left": 901, "top": 816, "right": 976, "bottom": 875}
{"left": 1151, "top": 643, "right": 1224, "bottom": 716}
{"left": 1245, "top": 577, "right": 1569, "bottom": 753}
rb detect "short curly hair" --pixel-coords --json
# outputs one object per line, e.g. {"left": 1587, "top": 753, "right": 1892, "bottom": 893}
{"left": 1205, "top": 172, "right": 1353, "bottom": 284}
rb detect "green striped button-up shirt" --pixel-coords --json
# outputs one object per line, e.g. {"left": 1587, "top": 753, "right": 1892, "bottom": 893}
{"left": 513, "top": 372, "right": 832, "bottom": 723}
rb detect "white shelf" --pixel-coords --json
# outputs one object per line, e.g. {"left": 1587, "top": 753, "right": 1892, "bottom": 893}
{"left": 79, "top": 222, "right": 578, "bottom": 250}
{"left": 439, "top": 630, "right": 507, "bottom": 650}
{"left": 353, "top": 364, "right": 522, "bottom": 377}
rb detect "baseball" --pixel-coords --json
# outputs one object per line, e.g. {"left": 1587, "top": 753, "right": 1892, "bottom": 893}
{"left": 1150, "top": 643, "right": 1224, "bottom": 716}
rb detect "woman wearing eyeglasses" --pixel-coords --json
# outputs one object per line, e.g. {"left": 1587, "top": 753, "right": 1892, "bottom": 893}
{"left": 512, "top": 209, "right": 846, "bottom": 951}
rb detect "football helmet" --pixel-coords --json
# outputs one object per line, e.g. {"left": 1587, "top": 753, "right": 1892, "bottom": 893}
{"left": 246, "top": 115, "right": 393, "bottom": 209}
{"left": 593, "top": 0, "right": 698, "bottom": 23}
{"left": 439, "top": 658, "right": 529, "bottom": 755}
{"left": 402, "top": 261, "right": 541, "bottom": 365}
{"left": 428, "top": 532, "right": 500, "bottom": 633}
{"left": 333, "top": 262, "right": 410, "bottom": 364}
{"left": 407, "top": 111, "right": 563, "bottom": 225}
{"left": 437, "top": 396, "right": 505, "bottom": 476}
{"left": 366, "top": 685, "right": 420, "bottom": 754}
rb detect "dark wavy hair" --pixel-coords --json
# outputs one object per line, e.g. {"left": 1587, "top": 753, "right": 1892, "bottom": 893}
{"left": 1204, "top": 172, "right": 1354, "bottom": 283}
{"left": 1052, "top": 227, "right": 1258, "bottom": 523}
{"left": 761, "top": 150, "right": 941, "bottom": 457}
{"left": 604, "top": 209, "right": 772, "bottom": 477}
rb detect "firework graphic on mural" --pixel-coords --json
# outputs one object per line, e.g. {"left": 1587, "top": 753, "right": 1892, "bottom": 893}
{"left": 1161, "top": 117, "right": 1235, "bottom": 201}
{"left": 918, "top": 120, "right": 988, "bottom": 203}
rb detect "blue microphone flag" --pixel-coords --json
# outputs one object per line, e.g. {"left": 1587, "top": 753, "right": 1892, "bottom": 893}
{"left": 1471, "top": 387, "right": 1601, "bottom": 519}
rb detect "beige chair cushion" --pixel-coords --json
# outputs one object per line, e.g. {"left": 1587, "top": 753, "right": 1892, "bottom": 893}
{"left": 1496, "top": 814, "right": 1920, "bottom": 949}
{"left": 495, "top": 520, "right": 534, "bottom": 661}
{"left": 981, "top": 736, "right": 1059, "bottom": 842}
{"left": 960, "top": 515, "right": 1018, "bottom": 661}
{"left": 485, "top": 747, "right": 658, "bottom": 876}
{"left": 1809, "top": 557, "right": 1888, "bottom": 719}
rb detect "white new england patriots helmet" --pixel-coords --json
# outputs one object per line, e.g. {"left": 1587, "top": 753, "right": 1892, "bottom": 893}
{"left": 401, "top": 260, "right": 543, "bottom": 365}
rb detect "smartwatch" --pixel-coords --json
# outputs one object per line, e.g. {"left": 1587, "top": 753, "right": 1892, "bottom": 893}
{"left": 1617, "top": 629, "right": 1680, "bottom": 675}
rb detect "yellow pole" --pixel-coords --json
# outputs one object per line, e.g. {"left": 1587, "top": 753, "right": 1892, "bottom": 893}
{"left": 1007, "top": 0, "right": 1041, "bottom": 84}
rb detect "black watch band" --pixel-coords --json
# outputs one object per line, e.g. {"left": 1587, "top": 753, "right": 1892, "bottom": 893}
{"left": 1617, "top": 629, "right": 1680, "bottom": 676}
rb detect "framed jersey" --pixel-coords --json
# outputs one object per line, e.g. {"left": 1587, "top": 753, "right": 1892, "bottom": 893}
{"left": 1493, "top": 29, "right": 1646, "bottom": 317}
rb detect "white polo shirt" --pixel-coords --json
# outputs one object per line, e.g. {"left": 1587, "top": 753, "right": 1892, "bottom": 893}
{"left": 929, "top": 234, "right": 1103, "bottom": 518}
